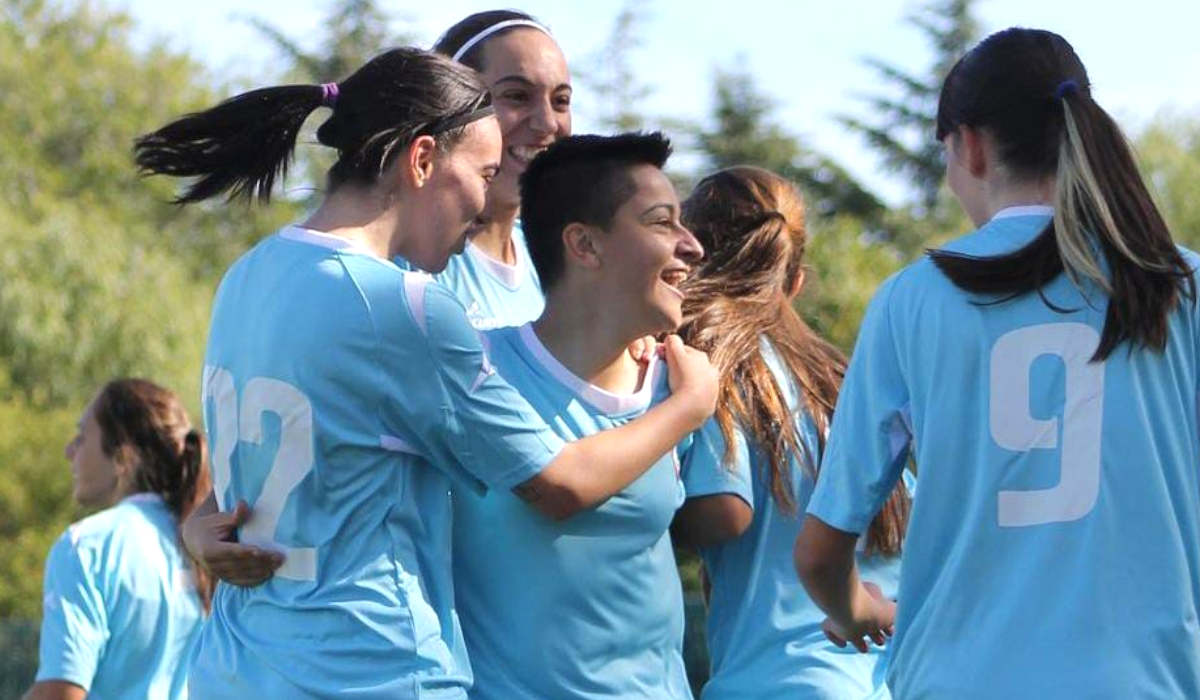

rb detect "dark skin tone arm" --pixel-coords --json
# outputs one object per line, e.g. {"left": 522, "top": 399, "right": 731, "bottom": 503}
{"left": 672, "top": 494, "right": 753, "bottom": 550}
{"left": 23, "top": 680, "right": 87, "bottom": 700}
{"left": 795, "top": 514, "right": 895, "bottom": 653}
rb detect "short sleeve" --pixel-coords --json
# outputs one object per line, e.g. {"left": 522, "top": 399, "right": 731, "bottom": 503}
{"left": 379, "top": 275, "right": 565, "bottom": 493}
{"left": 680, "top": 416, "right": 754, "bottom": 508}
{"left": 35, "top": 532, "right": 109, "bottom": 689}
{"left": 807, "top": 275, "right": 913, "bottom": 534}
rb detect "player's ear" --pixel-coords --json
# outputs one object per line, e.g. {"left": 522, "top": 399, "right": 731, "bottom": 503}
{"left": 958, "top": 125, "right": 989, "bottom": 178}
{"left": 402, "top": 135, "right": 438, "bottom": 189}
{"left": 563, "top": 222, "right": 602, "bottom": 271}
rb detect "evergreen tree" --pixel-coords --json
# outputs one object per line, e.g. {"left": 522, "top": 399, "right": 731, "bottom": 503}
{"left": 577, "top": 0, "right": 654, "bottom": 132}
{"left": 695, "top": 65, "right": 885, "bottom": 222}
{"left": 838, "top": 0, "right": 980, "bottom": 211}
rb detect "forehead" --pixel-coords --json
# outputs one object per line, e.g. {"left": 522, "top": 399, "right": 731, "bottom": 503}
{"left": 615, "top": 164, "right": 678, "bottom": 215}
{"left": 478, "top": 28, "right": 569, "bottom": 86}
{"left": 452, "top": 116, "right": 502, "bottom": 161}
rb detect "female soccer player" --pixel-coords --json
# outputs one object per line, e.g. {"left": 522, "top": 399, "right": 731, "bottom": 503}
{"left": 673, "top": 167, "right": 910, "bottom": 699}
{"left": 428, "top": 10, "right": 571, "bottom": 328}
{"left": 797, "top": 28, "right": 1200, "bottom": 698}
{"left": 135, "top": 48, "right": 716, "bottom": 698}
{"left": 454, "top": 132, "right": 701, "bottom": 699}
{"left": 24, "top": 379, "right": 210, "bottom": 700}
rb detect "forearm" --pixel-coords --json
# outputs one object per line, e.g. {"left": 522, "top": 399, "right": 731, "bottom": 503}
{"left": 519, "top": 393, "right": 701, "bottom": 519}
{"left": 795, "top": 515, "right": 865, "bottom": 625}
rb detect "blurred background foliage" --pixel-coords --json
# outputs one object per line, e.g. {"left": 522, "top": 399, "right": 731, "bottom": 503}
{"left": 3, "top": 0, "right": 1199, "bottom": 693}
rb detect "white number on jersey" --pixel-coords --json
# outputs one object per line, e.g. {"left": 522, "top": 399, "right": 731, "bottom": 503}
{"left": 989, "top": 323, "right": 1105, "bottom": 527}
{"left": 202, "top": 367, "right": 317, "bottom": 580}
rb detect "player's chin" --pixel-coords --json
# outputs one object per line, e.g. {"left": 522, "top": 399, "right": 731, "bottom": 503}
{"left": 648, "top": 301, "right": 684, "bottom": 335}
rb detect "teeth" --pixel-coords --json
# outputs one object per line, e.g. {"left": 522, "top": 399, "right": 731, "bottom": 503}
{"left": 661, "top": 271, "right": 687, "bottom": 288}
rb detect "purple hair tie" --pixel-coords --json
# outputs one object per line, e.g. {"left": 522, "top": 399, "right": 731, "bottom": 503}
{"left": 320, "top": 82, "right": 339, "bottom": 107}
{"left": 1054, "top": 79, "right": 1079, "bottom": 100}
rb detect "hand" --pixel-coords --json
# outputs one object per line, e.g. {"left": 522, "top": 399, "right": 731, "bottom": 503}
{"left": 821, "top": 581, "right": 896, "bottom": 653}
{"left": 627, "top": 336, "right": 658, "bottom": 365}
{"left": 662, "top": 334, "right": 719, "bottom": 427}
{"left": 182, "top": 500, "right": 283, "bottom": 587}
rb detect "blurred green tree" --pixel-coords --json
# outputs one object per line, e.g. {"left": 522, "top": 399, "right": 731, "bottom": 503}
{"left": 694, "top": 64, "right": 886, "bottom": 224}
{"left": 838, "top": 0, "right": 980, "bottom": 213}
{"left": 1136, "top": 112, "right": 1200, "bottom": 247}
{"left": 0, "top": 0, "right": 296, "bottom": 625}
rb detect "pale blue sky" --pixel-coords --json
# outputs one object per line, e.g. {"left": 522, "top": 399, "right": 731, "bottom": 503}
{"left": 118, "top": 0, "right": 1200, "bottom": 204}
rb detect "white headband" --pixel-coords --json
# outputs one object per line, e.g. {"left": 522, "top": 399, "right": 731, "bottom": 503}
{"left": 451, "top": 19, "right": 552, "bottom": 62}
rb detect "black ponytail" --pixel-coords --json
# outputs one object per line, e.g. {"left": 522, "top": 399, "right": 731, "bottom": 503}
{"left": 929, "top": 28, "right": 1194, "bottom": 361}
{"left": 134, "top": 85, "right": 326, "bottom": 203}
{"left": 135, "top": 48, "right": 492, "bottom": 204}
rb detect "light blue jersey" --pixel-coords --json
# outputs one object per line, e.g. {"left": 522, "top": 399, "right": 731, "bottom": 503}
{"left": 36, "top": 493, "right": 203, "bottom": 699}
{"left": 191, "top": 226, "right": 565, "bottom": 699}
{"left": 435, "top": 223, "right": 544, "bottom": 330}
{"left": 452, "top": 323, "right": 692, "bottom": 699}
{"left": 808, "top": 206, "right": 1200, "bottom": 698}
{"left": 683, "top": 339, "right": 901, "bottom": 700}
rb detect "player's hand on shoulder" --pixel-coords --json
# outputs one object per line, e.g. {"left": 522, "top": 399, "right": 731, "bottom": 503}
{"left": 662, "top": 334, "right": 718, "bottom": 426}
{"left": 821, "top": 581, "right": 895, "bottom": 653}
{"left": 183, "top": 500, "right": 283, "bottom": 587}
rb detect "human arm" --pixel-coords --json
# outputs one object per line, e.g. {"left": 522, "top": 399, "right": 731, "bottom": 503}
{"left": 30, "top": 536, "right": 105, "bottom": 699}
{"left": 671, "top": 414, "right": 754, "bottom": 549}
{"left": 672, "top": 495, "right": 753, "bottom": 549}
{"left": 513, "top": 335, "right": 718, "bottom": 520}
{"left": 794, "top": 515, "right": 894, "bottom": 652}
{"left": 387, "top": 278, "right": 717, "bottom": 521}
{"left": 22, "top": 681, "right": 87, "bottom": 700}
{"left": 181, "top": 491, "right": 282, "bottom": 587}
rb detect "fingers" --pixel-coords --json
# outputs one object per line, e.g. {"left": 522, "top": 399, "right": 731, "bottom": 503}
{"left": 663, "top": 334, "right": 684, "bottom": 363}
{"left": 230, "top": 500, "right": 252, "bottom": 528}
{"left": 627, "top": 336, "right": 657, "bottom": 364}
{"left": 821, "top": 619, "right": 847, "bottom": 648}
{"left": 204, "top": 542, "right": 283, "bottom": 587}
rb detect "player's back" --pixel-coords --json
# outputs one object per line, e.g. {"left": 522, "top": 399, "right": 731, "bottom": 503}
{"left": 870, "top": 210, "right": 1200, "bottom": 697}
{"left": 190, "top": 226, "right": 471, "bottom": 699}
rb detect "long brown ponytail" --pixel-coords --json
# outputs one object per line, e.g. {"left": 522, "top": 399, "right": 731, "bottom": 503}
{"left": 681, "top": 167, "right": 910, "bottom": 555}
{"left": 92, "top": 378, "right": 214, "bottom": 611}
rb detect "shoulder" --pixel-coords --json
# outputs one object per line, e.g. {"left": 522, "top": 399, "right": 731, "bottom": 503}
{"left": 480, "top": 324, "right": 521, "bottom": 355}
{"left": 61, "top": 498, "right": 167, "bottom": 553}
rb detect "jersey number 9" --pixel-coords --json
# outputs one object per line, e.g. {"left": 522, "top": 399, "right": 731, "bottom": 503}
{"left": 989, "top": 323, "right": 1105, "bottom": 528}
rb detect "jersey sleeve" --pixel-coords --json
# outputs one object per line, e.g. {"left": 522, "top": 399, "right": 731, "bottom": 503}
{"left": 34, "top": 532, "right": 109, "bottom": 690}
{"left": 807, "top": 275, "right": 912, "bottom": 534}
{"left": 378, "top": 275, "right": 565, "bottom": 493}
{"left": 680, "top": 416, "right": 754, "bottom": 508}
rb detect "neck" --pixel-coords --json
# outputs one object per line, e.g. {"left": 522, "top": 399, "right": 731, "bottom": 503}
{"left": 532, "top": 290, "right": 645, "bottom": 395}
{"left": 469, "top": 198, "right": 521, "bottom": 264}
{"left": 983, "top": 176, "right": 1055, "bottom": 221}
{"left": 301, "top": 185, "right": 397, "bottom": 259}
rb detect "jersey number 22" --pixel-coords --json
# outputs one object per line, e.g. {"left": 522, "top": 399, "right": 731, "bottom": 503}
{"left": 203, "top": 366, "right": 317, "bottom": 580}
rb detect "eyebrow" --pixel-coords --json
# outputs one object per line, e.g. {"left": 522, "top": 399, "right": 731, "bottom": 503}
{"left": 492, "top": 75, "right": 572, "bottom": 92}
{"left": 640, "top": 203, "right": 676, "bottom": 218}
